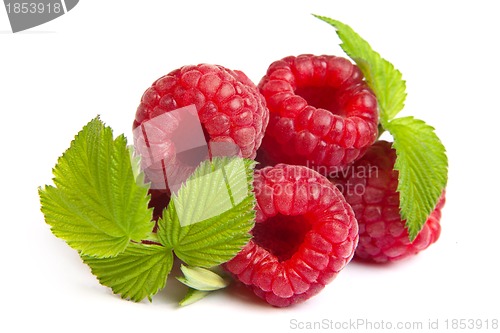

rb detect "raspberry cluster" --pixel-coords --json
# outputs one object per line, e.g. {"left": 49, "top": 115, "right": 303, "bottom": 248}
{"left": 133, "top": 55, "right": 445, "bottom": 307}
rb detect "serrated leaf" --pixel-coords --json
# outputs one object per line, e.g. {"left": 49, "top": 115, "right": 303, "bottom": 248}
{"left": 313, "top": 15, "right": 407, "bottom": 123}
{"left": 171, "top": 157, "right": 253, "bottom": 227}
{"left": 82, "top": 242, "right": 173, "bottom": 302}
{"left": 161, "top": 197, "right": 255, "bottom": 267}
{"left": 39, "top": 117, "right": 153, "bottom": 258}
{"left": 177, "top": 265, "right": 229, "bottom": 291}
{"left": 158, "top": 157, "right": 256, "bottom": 268}
{"left": 385, "top": 117, "right": 448, "bottom": 240}
{"left": 179, "top": 288, "right": 210, "bottom": 307}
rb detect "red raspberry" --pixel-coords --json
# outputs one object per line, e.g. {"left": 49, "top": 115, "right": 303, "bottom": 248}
{"left": 225, "top": 164, "right": 358, "bottom": 307}
{"left": 134, "top": 64, "right": 269, "bottom": 160}
{"left": 258, "top": 54, "right": 378, "bottom": 173}
{"left": 133, "top": 65, "right": 269, "bottom": 218}
{"left": 335, "top": 140, "right": 445, "bottom": 263}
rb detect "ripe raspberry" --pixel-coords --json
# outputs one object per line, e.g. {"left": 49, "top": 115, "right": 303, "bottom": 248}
{"left": 225, "top": 164, "right": 358, "bottom": 307}
{"left": 133, "top": 64, "right": 269, "bottom": 216}
{"left": 258, "top": 54, "right": 378, "bottom": 173}
{"left": 335, "top": 140, "right": 445, "bottom": 263}
{"left": 134, "top": 63, "right": 269, "bottom": 162}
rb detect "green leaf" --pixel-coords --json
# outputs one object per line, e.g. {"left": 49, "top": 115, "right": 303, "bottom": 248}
{"left": 39, "top": 117, "right": 153, "bottom": 258}
{"left": 82, "top": 242, "right": 173, "bottom": 302}
{"left": 314, "top": 15, "right": 448, "bottom": 240}
{"left": 171, "top": 157, "right": 254, "bottom": 227}
{"left": 384, "top": 117, "right": 448, "bottom": 240}
{"left": 177, "top": 265, "right": 229, "bottom": 291}
{"left": 179, "top": 288, "right": 210, "bottom": 307}
{"left": 158, "top": 157, "right": 256, "bottom": 268}
{"left": 313, "top": 15, "right": 407, "bottom": 123}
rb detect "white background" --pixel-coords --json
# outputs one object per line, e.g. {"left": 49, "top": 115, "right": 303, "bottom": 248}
{"left": 1, "top": 1, "right": 499, "bottom": 332}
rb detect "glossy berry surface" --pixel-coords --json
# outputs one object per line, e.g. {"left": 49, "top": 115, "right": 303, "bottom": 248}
{"left": 225, "top": 164, "right": 358, "bottom": 307}
{"left": 335, "top": 140, "right": 445, "bottom": 263}
{"left": 258, "top": 54, "right": 378, "bottom": 173}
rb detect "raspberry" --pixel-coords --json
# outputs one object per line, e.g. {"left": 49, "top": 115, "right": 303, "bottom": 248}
{"left": 258, "top": 54, "right": 378, "bottom": 173}
{"left": 225, "top": 164, "right": 358, "bottom": 307}
{"left": 133, "top": 64, "right": 268, "bottom": 178}
{"left": 133, "top": 64, "right": 269, "bottom": 216}
{"left": 335, "top": 140, "right": 445, "bottom": 263}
